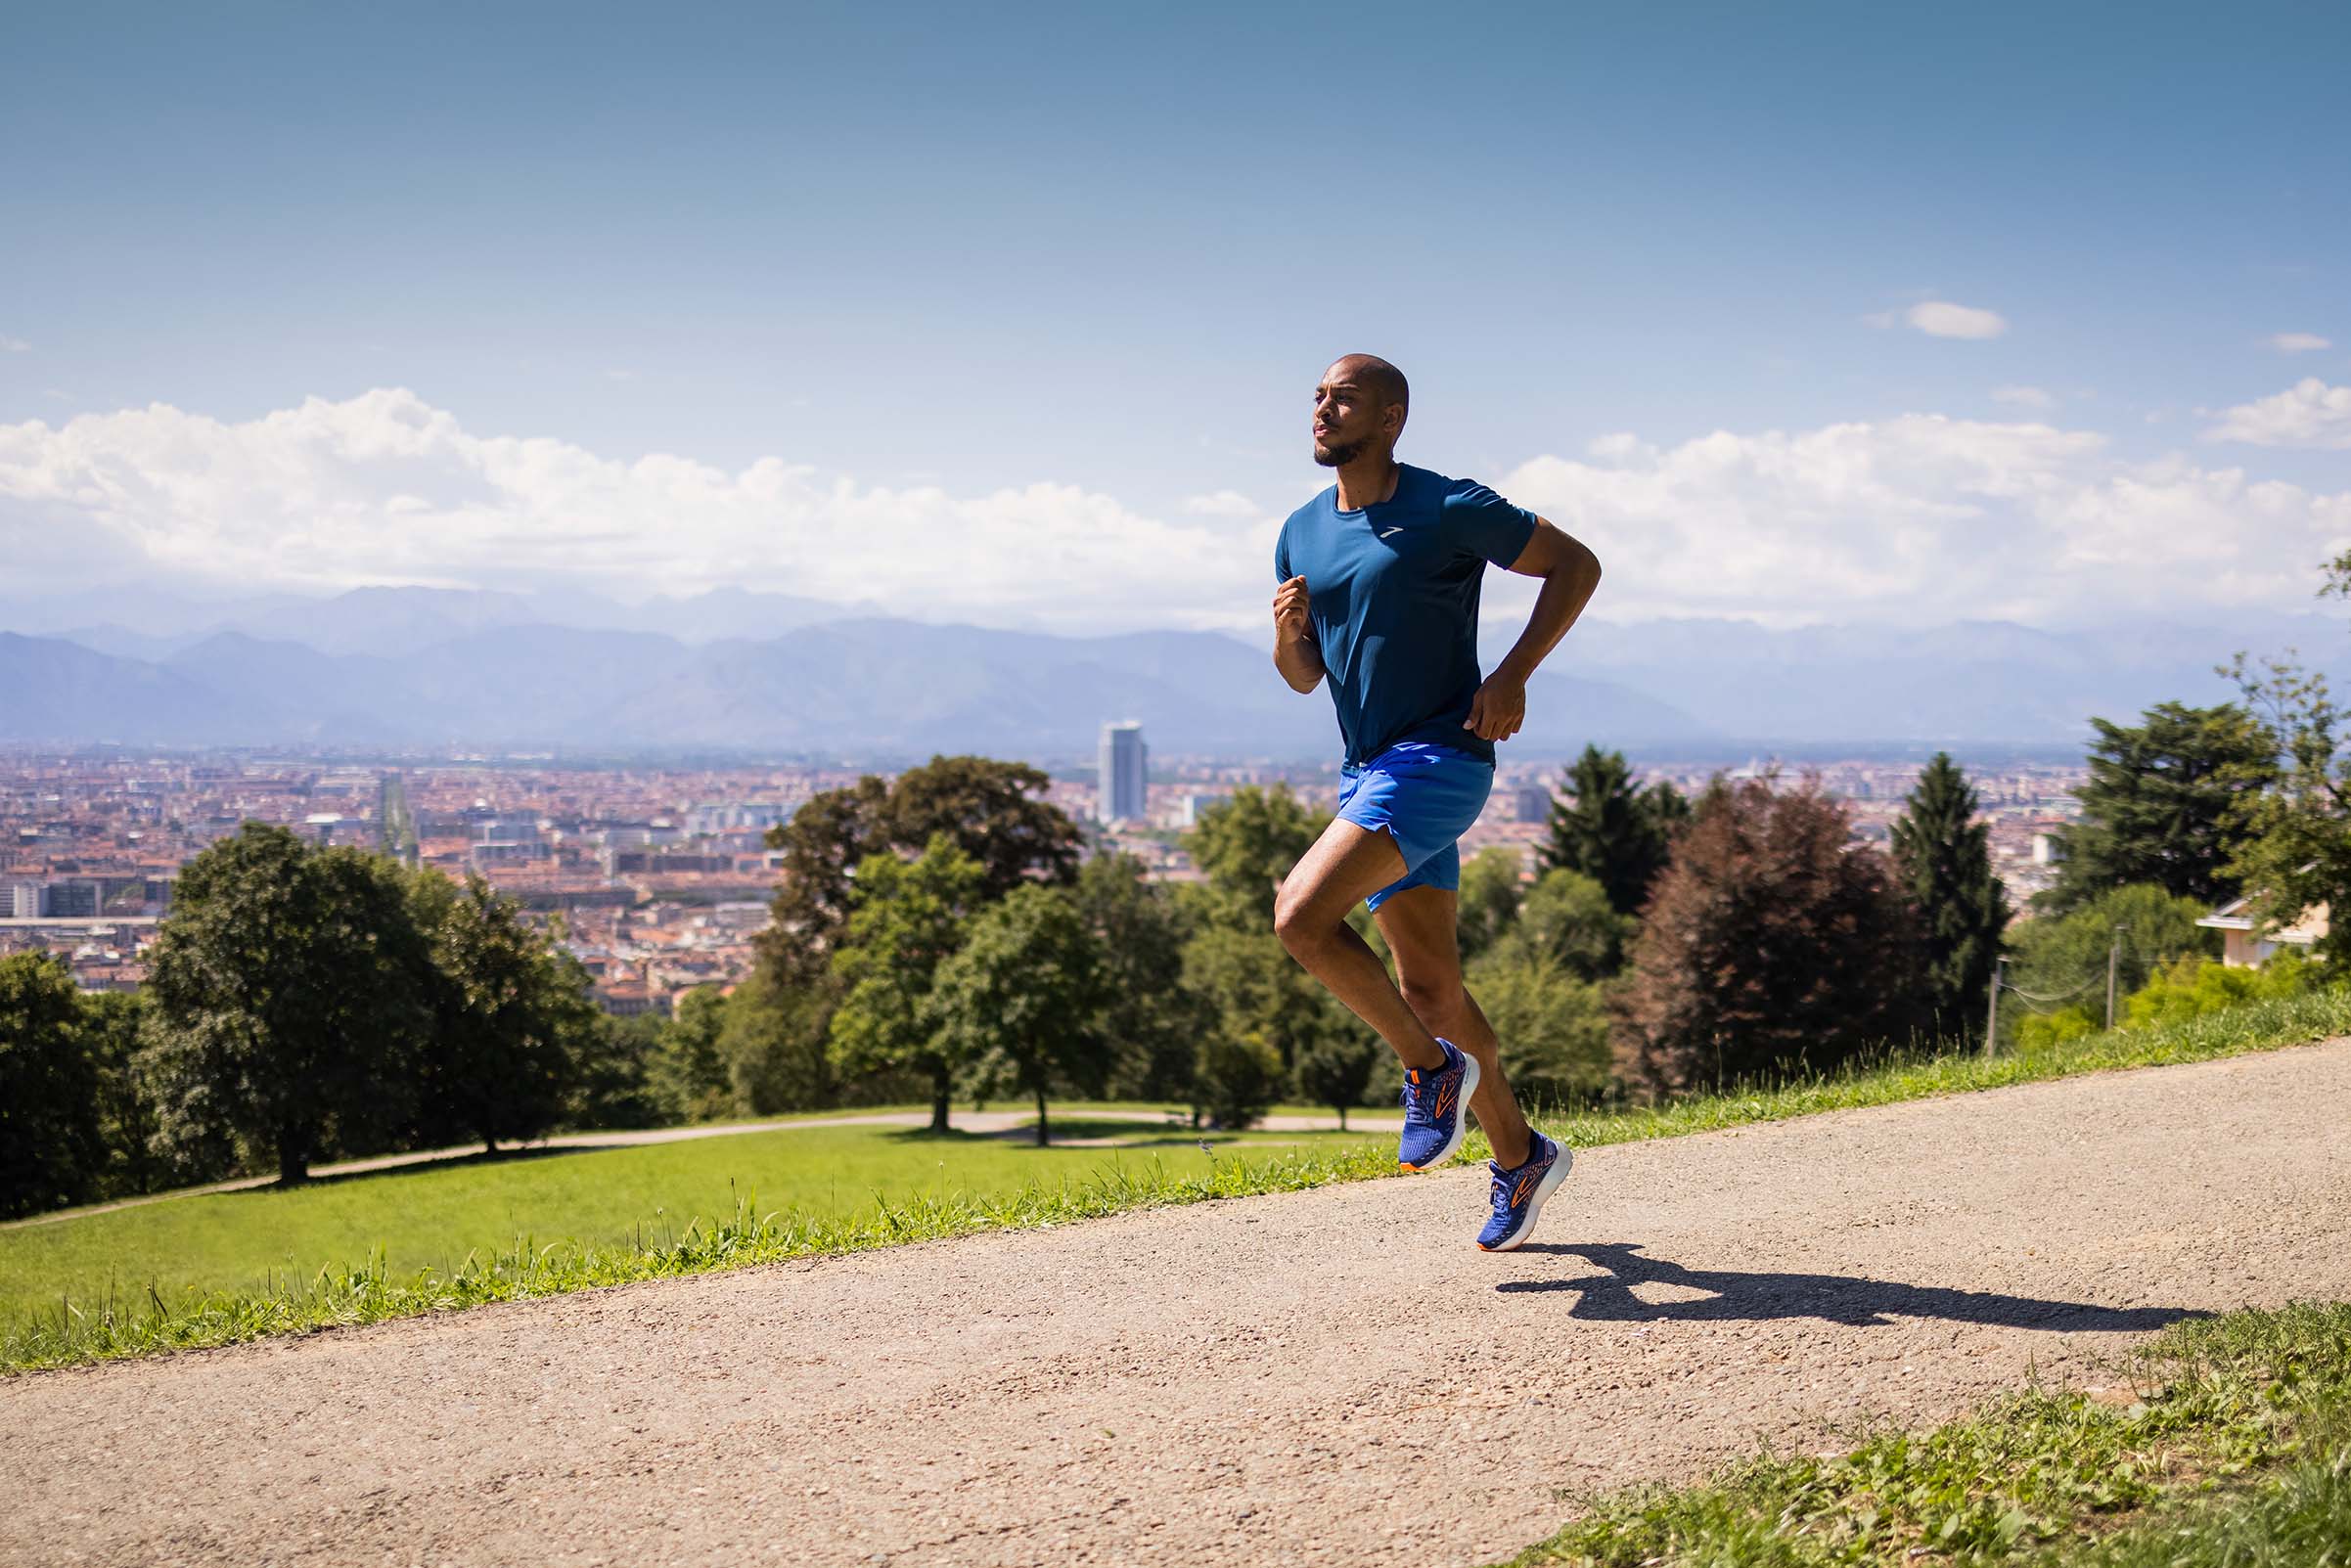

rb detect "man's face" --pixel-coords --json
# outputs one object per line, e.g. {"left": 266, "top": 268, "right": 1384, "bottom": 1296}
{"left": 1312, "top": 363, "right": 1394, "bottom": 467}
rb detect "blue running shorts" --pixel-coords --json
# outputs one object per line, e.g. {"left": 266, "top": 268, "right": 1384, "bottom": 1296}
{"left": 1334, "top": 740, "right": 1496, "bottom": 912}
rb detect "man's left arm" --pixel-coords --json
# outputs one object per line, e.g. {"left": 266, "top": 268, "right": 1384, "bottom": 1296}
{"left": 1464, "top": 518, "right": 1604, "bottom": 742}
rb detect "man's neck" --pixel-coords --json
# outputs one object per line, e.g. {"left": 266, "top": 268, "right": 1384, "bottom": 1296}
{"left": 1333, "top": 452, "right": 1401, "bottom": 512}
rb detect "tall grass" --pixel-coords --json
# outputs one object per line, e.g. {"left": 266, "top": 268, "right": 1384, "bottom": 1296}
{"left": 8, "top": 989, "right": 2348, "bottom": 1375}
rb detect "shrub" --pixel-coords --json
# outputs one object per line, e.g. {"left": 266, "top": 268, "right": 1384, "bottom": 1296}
{"left": 1194, "top": 1032, "right": 1285, "bottom": 1130}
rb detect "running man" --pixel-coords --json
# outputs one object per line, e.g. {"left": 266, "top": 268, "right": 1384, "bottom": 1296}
{"left": 1272, "top": 353, "right": 1603, "bottom": 1251}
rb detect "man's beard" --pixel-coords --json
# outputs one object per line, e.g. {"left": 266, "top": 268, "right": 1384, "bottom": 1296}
{"left": 1313, "top": 436, "right": 1368, "bottom": 468}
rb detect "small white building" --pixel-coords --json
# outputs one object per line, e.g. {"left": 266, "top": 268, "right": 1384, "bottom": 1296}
{"left": 2197, "top": 895, "right": 2329, "bottom": 967}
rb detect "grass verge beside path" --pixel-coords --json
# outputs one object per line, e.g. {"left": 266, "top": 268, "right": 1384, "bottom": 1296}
{"left": 8, "top": 990, "right": 2350, "bottom": 1375}
{"left": 1497, "top": 1301, "right": 2351, "bottom": 1568}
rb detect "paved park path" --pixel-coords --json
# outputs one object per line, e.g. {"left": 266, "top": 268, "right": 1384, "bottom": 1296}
{"left": 7, "top": 1041, "right": 2349, "bottom": 1567}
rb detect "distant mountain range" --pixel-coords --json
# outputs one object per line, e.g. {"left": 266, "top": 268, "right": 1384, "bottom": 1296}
{"left": 2, "top": 585, "right": 2342, "bottom": 757}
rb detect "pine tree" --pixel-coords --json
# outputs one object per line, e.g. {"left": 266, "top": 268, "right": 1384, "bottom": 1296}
{"left": 1539, "top": 745, "right": 1689, "bottom": 916}
{"left": 1889, "top": 753, "right": 2011, "bottom": 1042}
{"left": 2046, "top": 702, "right": 2276, "bottom": 913}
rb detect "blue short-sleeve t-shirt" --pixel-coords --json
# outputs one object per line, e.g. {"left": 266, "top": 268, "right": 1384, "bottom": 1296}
{"left": 1274, "top": 464, "right": 1538, "bottom": 767}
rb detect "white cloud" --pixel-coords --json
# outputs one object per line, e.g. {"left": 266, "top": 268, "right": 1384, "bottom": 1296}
{"left": 8, "top": 388, "right": 2350, "bottom": 635}
{"left": 1991, "top": 384, "right": 2055, "bottom": 410}
{"left": 2268, "top": 333, "right": 2332, "bottom": 353}
{"left": 0, "top": 389, "right": 1270, "bottom": 636}
{"left": 1180, "top": 489, "right": 1263, "bottom": 519}
{"left": 1494, "top": 414, "right": 2351, "bottom": 628}
{"left": 2202, "top": 379, "right": 2351, "bottom": 450}
{"left": 0, "top": 336, "right": 29, "bottom": 353}
{"left": 1868, "top": 300, "right": 2010, "bottom": 339}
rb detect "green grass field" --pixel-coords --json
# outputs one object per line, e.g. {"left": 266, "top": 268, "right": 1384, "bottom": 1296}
{"left": 0, "top": 1118, "right": 1370, "bottom": 1329}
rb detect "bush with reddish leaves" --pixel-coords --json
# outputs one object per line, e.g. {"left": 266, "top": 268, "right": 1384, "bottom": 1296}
{"left": 1612, "top": 776, "right": 1926, "bottom": 1098}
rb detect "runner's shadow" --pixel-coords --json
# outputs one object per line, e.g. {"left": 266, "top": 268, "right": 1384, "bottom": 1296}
{"left": 1497, "top": 1241, "right": 2202, "bottom": 1330}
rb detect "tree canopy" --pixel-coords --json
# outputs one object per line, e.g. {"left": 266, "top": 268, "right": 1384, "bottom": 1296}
{"left": 1613, "top": 777, "right": 1923, "bottom": 1096}
{"left": 140, "top": 824, "right": 432, "bottom": 1183}
{"left": 2047, "top": 702, "right": 2277, "bottom": 914}
{"left": 1889, "top": 752, "right": 2011, "bottom": 1043}
{"left": 1540, "top": 745, "right": 1689, "bottom": 916}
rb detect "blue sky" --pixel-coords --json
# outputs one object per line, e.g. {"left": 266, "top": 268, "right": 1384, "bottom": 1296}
{"left": 4, "top": 2, "right": 2348, "bottom": 634}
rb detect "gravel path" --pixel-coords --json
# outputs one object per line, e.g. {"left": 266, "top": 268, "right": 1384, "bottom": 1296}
{"left": 7, "top": 1041, "right": 2349, "bottom": 1568}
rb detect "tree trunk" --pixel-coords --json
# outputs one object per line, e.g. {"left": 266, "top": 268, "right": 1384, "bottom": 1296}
{"left": 277, "top": 1130, "right": 308, "bottom": 1187}
{"left": 1337, "top": 1105, "right": 1347, "bottom": 1132}
{"left": 1034, "top": 1081, "right": 1049, "bottom": 1147}
{"left": 929, "top": 1075, "right": 951, "bottom": 1134}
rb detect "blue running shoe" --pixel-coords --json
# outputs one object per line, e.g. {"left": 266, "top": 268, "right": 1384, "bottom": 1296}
{"left": 1397, "top": 1038, "right": 1479, "bottom": 1171}
{"left": 1477, "top": 1132, "right": 1571, "bottom": 1252}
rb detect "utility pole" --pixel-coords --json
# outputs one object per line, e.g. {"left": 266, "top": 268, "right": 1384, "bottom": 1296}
{"left": 1984, "top": 956, "right": 2005, "bottom": 1056}
{"left": 2105, "top": 923, "right": 2130, "bottom": 1031}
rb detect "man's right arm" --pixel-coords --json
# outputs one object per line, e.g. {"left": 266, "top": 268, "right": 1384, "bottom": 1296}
{"left": 1272, "top": 575, "right": 1325, "bottom": 694}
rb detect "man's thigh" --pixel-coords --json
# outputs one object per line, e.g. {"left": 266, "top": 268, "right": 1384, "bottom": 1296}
{"left": 1280, "top": 816, "right": 1410, "bottom": 928}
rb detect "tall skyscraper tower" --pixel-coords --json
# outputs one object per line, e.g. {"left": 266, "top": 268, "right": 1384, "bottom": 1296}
{"left": 1097, "top": 720, "right": 1148, "bottom": 824}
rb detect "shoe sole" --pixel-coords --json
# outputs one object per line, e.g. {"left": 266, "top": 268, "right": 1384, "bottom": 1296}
{"left": 1399, "top": 1053, "right": 1481, "bottom": 1172}
{"left": 1478, "top": 1142, "right": 1573, "bottom": 1252}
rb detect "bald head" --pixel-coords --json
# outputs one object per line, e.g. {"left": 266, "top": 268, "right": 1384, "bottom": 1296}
{"left": 1330, "top": 354, "right": 1408, "bottom": 420}
{"left": 1312, "top": 354, "right": 1410, "bottom": 468}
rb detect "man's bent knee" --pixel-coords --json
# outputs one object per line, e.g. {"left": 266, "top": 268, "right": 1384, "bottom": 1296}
{"left": 1272, "top": 887, "right": 1328, "bottom": 960}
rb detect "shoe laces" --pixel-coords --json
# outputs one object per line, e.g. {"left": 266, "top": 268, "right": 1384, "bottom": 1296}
{"left": 1398, "top": 1060, "right": 1441, "bottom": 1123}
{"left": 1488, "top": 1161, "right": 1517, "bottom": 1219}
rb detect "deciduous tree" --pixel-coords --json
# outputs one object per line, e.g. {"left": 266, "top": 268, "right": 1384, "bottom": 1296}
{"left": 881, "top": 755, "right": 1084, "bottom": 902}
{"left": 1073, "top": 852, "right": 1203, "bottom": 1099}
{"left": 0, "top": 954, "right": 105, "bottom": 1219}
{"left": 652, "top": 984, "right": 734, "bottom": 1123}
{"left": 140, "top": 825, "right": 431, "bottom": 1184}
{"left": 1612, "top": 777, "right": 1924, "bottom": 1097}
{"left": 928, "top": 884, "right": 1108, "bottom": 1146}
{"left": 407, "top": 873, "right": 599, "bottom": 1151}
{"left": 1194, "top": 1033, "right": 1285, "bottom": 1130}
{"left": 1462, "top": 948, "right": 1612, "bottom": 1106}
{"left": 2002, "top": 881, "right": 2215, "bottom": 1045}
{"left": 1188, "top": 785, "right": 1327, "bottom": 928}
{"left": 1492, "top": 867, "right": 1634, "bottom": 981}
{"left": 828, "top": 834, "right": 986, "bottom": 1132}
{"left": 2221, "top": 652, "right": 2351, "bottom": 963}
{"left": 1454, "top": 847, "right": 1525, "bottom": 962}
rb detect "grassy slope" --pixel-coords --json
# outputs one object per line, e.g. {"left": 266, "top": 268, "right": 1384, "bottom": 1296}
{"left": 7, "top": 989, "right": 2350, "bottom": 1372}
{"left": 0, "top": 1120, "right": 1364, "bottom": 1324}
{"left": 1498, "top": 1301, "right": 2351, "bottom": 1568}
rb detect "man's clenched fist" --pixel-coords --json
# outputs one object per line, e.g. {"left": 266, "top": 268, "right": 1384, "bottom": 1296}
{"left": 1274, "top": 575, "right": 1312, "bottom": 640}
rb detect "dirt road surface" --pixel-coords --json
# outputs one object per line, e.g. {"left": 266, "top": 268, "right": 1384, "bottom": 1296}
{"left": 7, "top": 1042, "right": 2349, "bottom": 1568}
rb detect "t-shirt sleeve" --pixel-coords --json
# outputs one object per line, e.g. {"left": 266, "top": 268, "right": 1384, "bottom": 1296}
{"left": 1442, "top": 480, "right": 1539, "bottom": 568}
{"left": 1274, "top": 524, "right": 1290, "bottom": 583}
